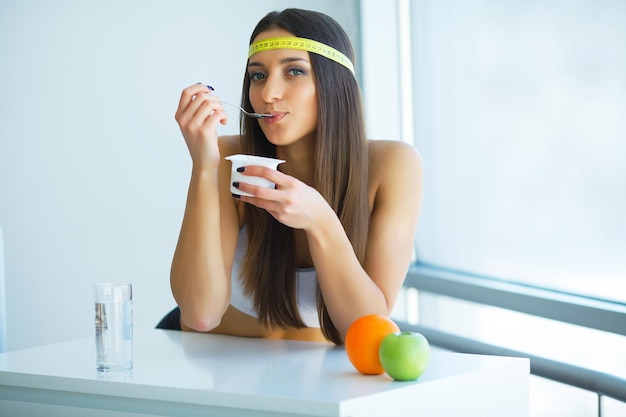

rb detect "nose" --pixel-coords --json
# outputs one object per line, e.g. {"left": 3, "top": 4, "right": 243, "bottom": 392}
{"left": 260, "top": 74, "right": 284, "bottom": 103}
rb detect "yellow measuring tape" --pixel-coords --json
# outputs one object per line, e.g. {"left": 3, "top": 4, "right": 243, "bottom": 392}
{"left": 248, "top": 37, "right": 355, "bottom": 75}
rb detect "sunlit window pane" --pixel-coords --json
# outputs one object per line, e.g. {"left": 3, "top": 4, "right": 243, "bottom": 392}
{"left": 412, "top": 1, "right": 626, "bottom": 302}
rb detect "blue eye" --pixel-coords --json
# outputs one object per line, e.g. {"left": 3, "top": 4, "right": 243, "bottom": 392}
{"left": 249, "top": 72, "right": 265, "bottom": 81}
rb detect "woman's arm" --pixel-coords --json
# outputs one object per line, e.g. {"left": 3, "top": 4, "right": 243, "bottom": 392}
{"left": 309, "top": 141, "right": 422, "bottom": 336}
{"left": 234, "top": 140, "right": 422, "bottom": 338}
{"left": 170, "top": 84, "right": 241, "bottom": 332}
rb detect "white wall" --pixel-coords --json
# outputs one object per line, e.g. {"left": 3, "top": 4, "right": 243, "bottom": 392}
{"left": 0, "top": 0, "right": 360, "bottom": 351}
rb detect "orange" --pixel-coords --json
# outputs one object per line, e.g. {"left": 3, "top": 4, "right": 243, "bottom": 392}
{"left": 345, "top": 314, "right": 400, "bottom": 375}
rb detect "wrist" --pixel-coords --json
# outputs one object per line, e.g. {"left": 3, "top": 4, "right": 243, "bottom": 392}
{"left": 306, "top": 207, "right": 345, "bottom": 248}
{"left": 189, "top": 165, "right": 220, "bottom": 189}
{"left": 190, "top": 150, "right": 223, "bottom": 174}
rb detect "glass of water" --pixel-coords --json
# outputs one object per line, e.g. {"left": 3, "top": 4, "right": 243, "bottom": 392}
{"left": 94, "top": 283, "right": 133, "bottom": 372}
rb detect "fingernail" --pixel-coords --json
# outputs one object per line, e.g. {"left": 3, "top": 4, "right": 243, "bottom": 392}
{"left": 231, "top": 193, "right": 241, "bottom": 199}
{"left": 232, "top": 182, "right": 240, "bottom": 188}
{"left": 207, "top": 85, "right": 214, "bottom": 91}
{"left": 236, "top": 167, "right": 245, "bottom": 173}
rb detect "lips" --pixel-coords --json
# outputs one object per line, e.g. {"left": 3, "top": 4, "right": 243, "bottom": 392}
{"left": 262, "top": 112, "right": 287, "bottom": 124}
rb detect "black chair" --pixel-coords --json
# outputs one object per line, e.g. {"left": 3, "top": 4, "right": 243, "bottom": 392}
{"left": 156, "top": 307, "right": 182, "bottom": 330}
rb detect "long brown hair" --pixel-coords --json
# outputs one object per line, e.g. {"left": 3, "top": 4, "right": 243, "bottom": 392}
{"left": 239, "top": 9, "right": 369, "bottom": 344}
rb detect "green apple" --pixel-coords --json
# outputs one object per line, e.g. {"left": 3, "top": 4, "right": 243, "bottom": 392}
{"left": 379, "top": 331, "right": 430, "bottom": 381}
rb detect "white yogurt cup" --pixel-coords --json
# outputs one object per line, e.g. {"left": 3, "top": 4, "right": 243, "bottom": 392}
{"left": 225, "top": 154, "right": 285, "bottom": 197}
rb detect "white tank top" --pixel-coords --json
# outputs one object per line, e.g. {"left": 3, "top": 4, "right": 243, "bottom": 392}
{"left": 229, "top": 227, "right": 320, "bottom": 328}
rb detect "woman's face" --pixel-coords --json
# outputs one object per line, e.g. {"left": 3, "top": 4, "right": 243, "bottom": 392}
{"left": 248, "top": 29, "right": 318, "bottom": 147}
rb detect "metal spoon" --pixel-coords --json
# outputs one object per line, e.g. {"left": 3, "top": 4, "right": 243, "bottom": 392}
{"left": 220, "top": 100, "right": 273, "bottom": 119}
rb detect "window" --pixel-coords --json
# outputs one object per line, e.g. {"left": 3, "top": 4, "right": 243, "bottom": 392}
{"left": 367, "top": 1, "right": 626, "bottom": 415}
{"left": 360, "top": 3, "right": 625, "bottom": 413}
{"left": 411, "top": 0, "right": 626, "bottom": 303}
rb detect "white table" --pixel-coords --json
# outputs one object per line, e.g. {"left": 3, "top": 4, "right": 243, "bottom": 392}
{"left": 0, "top": 329, "right": 529, "bottom": 417}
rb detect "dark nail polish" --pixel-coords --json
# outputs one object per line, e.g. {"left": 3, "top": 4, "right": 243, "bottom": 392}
{"left": 207, "top": 85, "right": 214, "bottom": 91}
{"left": 236, "top": 167, "right": 245, "bottom": 173}
{"left": 232, "top": 182, "right": 240, "bottom": 188}
{"left": 231, "top": 193, "right": 241, "bottom": 199}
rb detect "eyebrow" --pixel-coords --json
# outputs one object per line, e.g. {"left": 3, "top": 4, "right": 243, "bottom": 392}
{"left": 247, "top": 56, "right": 309, "bottom": 68}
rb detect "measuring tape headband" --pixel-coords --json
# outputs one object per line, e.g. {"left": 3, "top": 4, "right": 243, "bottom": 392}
{"left": 248, "top": 36, "right": 355, "bottom": 75}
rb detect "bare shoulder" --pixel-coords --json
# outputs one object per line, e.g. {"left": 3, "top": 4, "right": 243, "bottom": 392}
{"left": 368, "top": 140, "right": 422, "bottom": 189}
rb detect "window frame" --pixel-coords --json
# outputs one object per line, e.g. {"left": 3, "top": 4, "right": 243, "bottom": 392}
{"left": 406, "top": 263, "right": 626, "bottom": 337}
{"left": 400, "top": 263, "right": 626, "bottom": 404}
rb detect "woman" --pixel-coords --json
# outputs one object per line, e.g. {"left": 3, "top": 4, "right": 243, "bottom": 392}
{"left": 159, "top": 8, "right": 422, "bottom": 345}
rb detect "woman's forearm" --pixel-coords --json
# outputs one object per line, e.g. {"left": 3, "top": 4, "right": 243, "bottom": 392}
{"left": 170, "top": 168, "right": 230, "bottom": 331}
{"left": 306, "top": 213, "right": 389, "bottom": 337}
